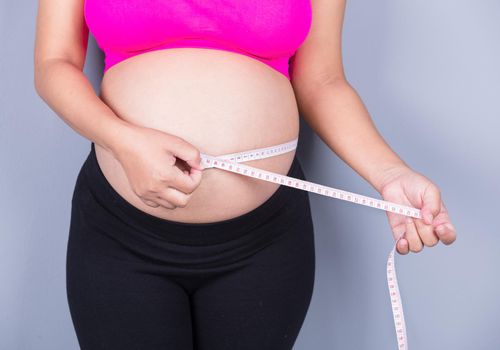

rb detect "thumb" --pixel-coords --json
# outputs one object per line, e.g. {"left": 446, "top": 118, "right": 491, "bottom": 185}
{"left": 170, "top": 137, "right": 203, "bottom": 171}
{"left": 421, "top": 184, "right": 441, "bottom": 225}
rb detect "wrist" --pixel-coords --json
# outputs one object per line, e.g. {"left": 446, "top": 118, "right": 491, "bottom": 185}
{"left": 102, "top": 118, "right": 139, "bottom": 160}
{"left": 371, "top": 162, "right": 412, "bottom": 194}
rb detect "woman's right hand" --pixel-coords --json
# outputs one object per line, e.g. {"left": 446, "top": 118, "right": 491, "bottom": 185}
{"left": 111, "top": 125, "right": 204, "bottom": 210}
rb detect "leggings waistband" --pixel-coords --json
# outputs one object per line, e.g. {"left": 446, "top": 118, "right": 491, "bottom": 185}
{"left": 81, "top": 142, "right": 306, "bottom": 245}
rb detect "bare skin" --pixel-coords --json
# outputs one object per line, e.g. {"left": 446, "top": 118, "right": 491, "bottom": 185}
{"left": 34, "top": 0, "right": 456, "bottom": 254}
{"left": 95, "top": 49, "right": 299, "bottom": 223}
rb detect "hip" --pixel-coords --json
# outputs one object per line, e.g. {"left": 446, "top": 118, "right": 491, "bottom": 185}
{"left": 69, "top": 143, "right": 314, "bottom": 270}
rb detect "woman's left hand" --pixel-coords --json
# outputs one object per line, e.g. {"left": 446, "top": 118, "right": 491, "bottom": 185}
{"left": 378, "top": 167, "right": 457, "bottom": 254}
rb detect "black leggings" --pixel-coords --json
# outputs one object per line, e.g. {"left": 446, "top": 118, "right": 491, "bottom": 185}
{"left": 66, "top": 143, "right": 316, "bottom": 350}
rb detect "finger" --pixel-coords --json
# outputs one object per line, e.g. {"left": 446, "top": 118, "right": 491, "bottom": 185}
{"left": 405, "top": 217, "right": 424, "bottom": 253}
{"left": 431, "top": 201, "right": 457, "bottom": 244}
{"left": 435, "top": 222, "right": 457, "bottom": 245}
{"left": 391, "top": 220, "right": 409, "bottom": 255}
{"left": 414, "top": 217, "right": 439, "bottom": 247}
{"left": 170, "top": 137, "right": 203, "bottom": 170}
{"left": 397, "top": 238, "right": 409, "bottom": 255}
{"left": 158, "top": 187, "right": 192, "bottom": 208}
{"left": 168, "top": 165, "right": 203, "bottom": 194}
{"left": 153, "top": 197, "right": 176, "bottom": 210}
{"left": 430, "top": 201, "right": 450, "bottom": 227}
{"left": 421, "top": 184, "right": 441, "bottom": 225}
{"left": 141, "top": 198, "right": 160, "bottom": 208}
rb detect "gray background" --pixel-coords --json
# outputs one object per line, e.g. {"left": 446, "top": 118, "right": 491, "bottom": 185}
{"left": 1, "top": 0, "right": 499, "bottom": 349}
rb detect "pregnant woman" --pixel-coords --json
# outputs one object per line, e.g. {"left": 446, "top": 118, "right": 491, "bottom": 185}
{"left": 34, "top": 0, "right": 456, "bottom": 349}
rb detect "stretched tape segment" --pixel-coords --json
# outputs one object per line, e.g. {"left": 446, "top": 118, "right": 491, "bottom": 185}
{"left": 200, "top": 138, "right": 419, "bottom": 350}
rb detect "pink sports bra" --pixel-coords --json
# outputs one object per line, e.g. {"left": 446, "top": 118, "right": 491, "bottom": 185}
{"left": 83, "top": 0, "right": 312, "bottom": 80}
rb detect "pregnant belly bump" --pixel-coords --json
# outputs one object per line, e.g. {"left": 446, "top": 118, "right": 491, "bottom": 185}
{"left": 94, "top": 48, "right": 301, "bottom": 224}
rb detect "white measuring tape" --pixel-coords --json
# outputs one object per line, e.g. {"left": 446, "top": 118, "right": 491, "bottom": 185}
{"left": 200, "top": 137, "right": 420, "bottom": 350}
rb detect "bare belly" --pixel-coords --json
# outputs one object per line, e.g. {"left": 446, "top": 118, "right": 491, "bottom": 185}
{"left": 95, "top": 48, "right": 300, "bottom": 223}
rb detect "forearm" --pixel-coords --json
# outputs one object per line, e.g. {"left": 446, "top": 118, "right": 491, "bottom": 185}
{"left": 34, "top": 58, "right": 133, "bottom": 158}
{"left": 295, "top": 78, "right": 411, "bottom": 193}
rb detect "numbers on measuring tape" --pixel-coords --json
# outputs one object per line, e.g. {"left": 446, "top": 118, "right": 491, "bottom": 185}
{"left": 199, "top": 138, "right": 419, "bottom": 350}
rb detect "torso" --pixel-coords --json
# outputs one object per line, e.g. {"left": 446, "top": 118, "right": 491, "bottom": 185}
{"left": 95, "top": 48, "right": 300, "bottom": 223}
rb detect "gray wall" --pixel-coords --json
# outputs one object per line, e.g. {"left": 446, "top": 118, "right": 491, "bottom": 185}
{"left": 1, "top": 0, "right": 499, "bottom": 349}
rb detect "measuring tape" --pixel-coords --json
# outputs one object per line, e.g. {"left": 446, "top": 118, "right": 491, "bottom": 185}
{"left": 200, "top": 137, "right": 420, "bottom": 349}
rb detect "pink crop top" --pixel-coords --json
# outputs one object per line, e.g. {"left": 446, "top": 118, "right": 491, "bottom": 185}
{"left": 83, "top": 0, "right": 312, "bottom": 80}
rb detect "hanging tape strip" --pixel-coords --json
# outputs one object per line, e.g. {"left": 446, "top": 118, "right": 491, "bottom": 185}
{"left": 199, "top": 137, "right": 419, "bottom": 350}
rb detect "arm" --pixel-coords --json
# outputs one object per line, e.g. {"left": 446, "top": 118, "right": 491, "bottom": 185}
{"left": 293, "top": 79, "right": 409, "bottom": 194}
{"left": 289, "top": 0, "right": 456, "bottom": 254}
{"left": 34, "top": 0, "right": 132, "bottom": 157}
{"left": 34, "top": 0, "right": 203, "bottom": 210}
{"left": 290, "top": 0, "right": 408, "bottom": 194}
